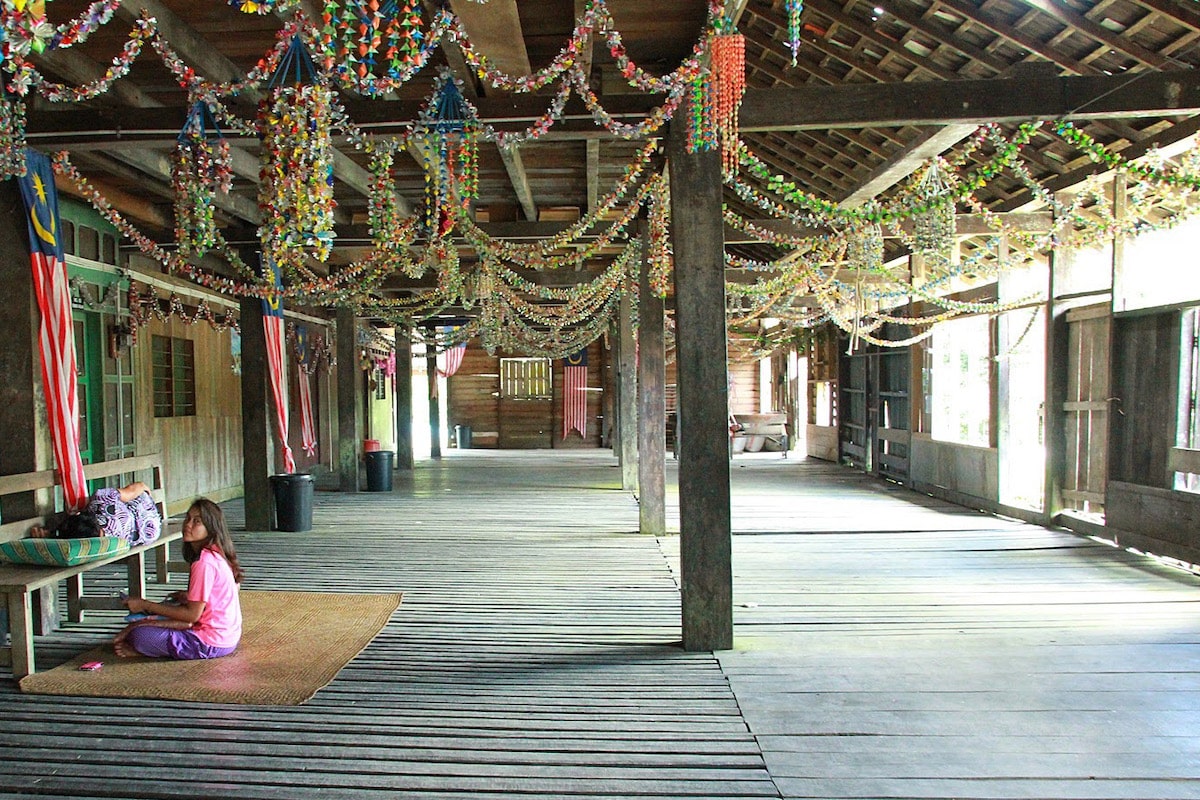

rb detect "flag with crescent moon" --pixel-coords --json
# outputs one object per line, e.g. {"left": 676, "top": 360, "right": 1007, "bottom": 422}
{"left": 562, "top": 349, "right": 588, "bottom": 440}
{"left": 17, "top": 148, "right": 88, "bottom": 510}
{"left": 261, "top": 255, "right": 296, "bottom": 474}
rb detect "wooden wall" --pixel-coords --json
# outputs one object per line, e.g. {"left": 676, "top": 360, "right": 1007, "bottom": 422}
{"left": 727, "top": 356, "right": 760, "bottom": 416}
{"left": 447, "top": 340, "right": 606, "bottom": 449}
{"left": 135, "top": 314, "right": 244, "bottom": 513}
{"left": 910, "top": 434, "right": 1000, "bottom": 508}
{"left": 1105, "top": 310, "right": 1200, "bottom": 563}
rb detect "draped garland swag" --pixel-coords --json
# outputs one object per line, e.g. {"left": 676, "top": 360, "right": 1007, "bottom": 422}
{"left": 4, "top": 1, "right": 1200, "bottom": 358}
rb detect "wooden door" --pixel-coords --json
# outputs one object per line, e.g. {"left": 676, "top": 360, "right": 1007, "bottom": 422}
{"left": 840, "top": 344, "right": 910, "bottom": 482}
{"left": 875, "top": 350, "right": 911, "bottom": 483}
{"left": 840, "top": 348, "right": 869, "bottom": 470}
{"left": 1062, "top": 304, "right": 1111, "bottom": 515}
{"left": 498, "top": 357, "right": 553, "bottom": 448}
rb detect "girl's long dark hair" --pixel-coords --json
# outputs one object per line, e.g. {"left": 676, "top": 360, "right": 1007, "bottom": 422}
{"left": 184, "top": 498, "right": 244, "bottom": 584}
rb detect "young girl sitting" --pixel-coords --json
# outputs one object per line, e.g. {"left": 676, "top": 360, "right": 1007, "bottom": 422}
{"left": 114, "top": 498, "right": 243, "bottom": 660}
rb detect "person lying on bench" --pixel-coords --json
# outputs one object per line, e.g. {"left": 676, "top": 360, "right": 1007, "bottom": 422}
{"left": 29, "top": 482, "right": 162, "bottom": 546}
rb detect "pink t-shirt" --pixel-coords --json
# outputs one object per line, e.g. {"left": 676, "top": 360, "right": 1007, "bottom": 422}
{"left": 186, "top": 547, "right": 242, "bottom": 649}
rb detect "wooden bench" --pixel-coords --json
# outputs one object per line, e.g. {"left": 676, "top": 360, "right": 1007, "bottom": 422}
{"left": 0, "top": 454, "right": 184, "bottom": 678}
{"left": 732, "top": 413, "right": 790, "bottom": 457}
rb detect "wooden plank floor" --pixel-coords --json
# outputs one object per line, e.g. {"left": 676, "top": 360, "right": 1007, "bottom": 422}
{"left": 1, "top": 450, "right": 1198, "bottom": 799}
{"left": 681, "top": 455, "right": 1200, "bottom": 800}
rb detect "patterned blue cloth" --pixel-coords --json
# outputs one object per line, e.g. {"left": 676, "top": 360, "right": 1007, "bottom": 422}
{"left": 88, "top": 488, "right": 161, "bottom": 546}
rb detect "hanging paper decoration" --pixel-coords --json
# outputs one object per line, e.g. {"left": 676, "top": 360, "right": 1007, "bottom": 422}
{"left": 0, "top": 73, "right": 27, "bottom": 178}
{"left": 172, "top": 100, "right": 232, "bottom": 258}
{"left": 2, "top": 0, "right": 53, "bottom": 55}
{"left": 688, "top": 17, "right": 744, "bottom": 175}
{"left": 786, "top": 0, "right": 804, "bottom": 66}
{"left": 411, "top": 70, "right": 479, "bottom": 240}
{"left": 259, "top": 35, "right": 337, "bottom": 268}
{"left": 844, "top": 219, "right": 884, "bottom": 274}
{"left": 317, "top": 0, "right": 434, "bottom": 91}
{"left": 230, "top": 0, "right": 285, "bottom": 14}
{"left": 710, "top": 24, "right": 744, "bottom": 176}
{"left": 910, "top": 159, "right": 956, "bottom": 269}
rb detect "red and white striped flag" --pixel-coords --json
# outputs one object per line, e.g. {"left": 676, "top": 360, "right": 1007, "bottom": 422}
{"left": 262, "top": 256, "right": 295, "bottom": 474}
{"left": 562, "top": 349, "right": 588, "bottom": 440}
{"left": 294, "top": 325, "right": 317, "bottom": 458}
{"left": 437, "top": 327, "right": 465, "bottom": 377}
{"left": 19, "top": 149, "right": 88, "bottom": 510}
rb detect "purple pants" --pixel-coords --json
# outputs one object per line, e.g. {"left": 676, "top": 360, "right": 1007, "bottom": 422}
{"left": 124, "top": 625, "right": 237, "bottom": 660}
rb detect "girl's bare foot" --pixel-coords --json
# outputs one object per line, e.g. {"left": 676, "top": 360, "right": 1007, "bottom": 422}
{"left": 113, "top": 640, "right": 137, "bottom": 658}
{"left": 29, "top": 526, "right": 48, "bottom": 539}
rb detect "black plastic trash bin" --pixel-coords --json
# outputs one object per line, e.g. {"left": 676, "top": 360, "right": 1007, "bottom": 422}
{"left": 454, "top": 424, "right": 472, "bottom": 449}
{"left": 270, "top": 473, "right": 314, "bottom": 532}
{"left": 365, "top": 449, "right": 394, "bottom": 491}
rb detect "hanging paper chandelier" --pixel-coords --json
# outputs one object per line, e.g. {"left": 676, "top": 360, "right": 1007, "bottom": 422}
{"left": 259, "top": 35, "right": 337, "bottom": 268}
{"left": 172, "top": 100, "right": 233, "bottom": 258}
{"left": 910, "top": 159, "right": 956, "bottom": 270}
{"left": 411, "top": 70, "right": 479, "bottom": 241}
{"left": 845, "top": 218, "right": 884, "bottom": 274}
{"left": 318, "top": 0, "right": 423, "bottom": 81}
{"left": 688, "top": 16, "right": 744, "bottom": 176}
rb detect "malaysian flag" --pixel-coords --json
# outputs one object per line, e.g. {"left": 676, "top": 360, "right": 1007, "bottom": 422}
{"left": 437, "top": 326, "right": 465, "bottom": 377}
{"left": 261, "top": 255, "right": 295, "bottom": 474}
{"left": 562, "top": 348, "right": 588, "bottom": 440}
{"left": 18, "top": 149, "right": 88, "bottom": 510}
{"left": 295, "top": 324, "right": 317, "bottom": 458}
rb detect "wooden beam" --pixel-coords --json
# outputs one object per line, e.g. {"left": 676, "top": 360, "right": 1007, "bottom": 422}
{"left": 840, "top": 125, "right": 977, "bottom": 205}
{"left": 35, "top": 68, "right": 1200, "bottom": 147}
{"left": 498, "top": 144, "right": 539, "bottom": 222}
{"left": 1018, "top": 0, "right": 1170, "bottom": 69}
{"left": 450, "top": 0, "right": 531, "bottom": 77}
{"left": 739, "top": 69, "right": 1200, "bottom": 131}
{"left": 931, "top": 0, "right": 1096, "bottom": 75}
{"left": 54, "top": 170, "right": 171, "bottom": 231}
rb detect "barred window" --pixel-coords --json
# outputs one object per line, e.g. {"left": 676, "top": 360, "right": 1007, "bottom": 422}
{"left": 151, "top": 335, "right": 196, "bottom": 417}
{"left": 500, "top": 357, "right": 552, "bottom": 399}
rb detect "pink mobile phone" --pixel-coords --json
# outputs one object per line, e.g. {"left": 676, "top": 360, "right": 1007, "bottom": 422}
{"left": 78, "top": 661, "right": 103, "bottom": 671}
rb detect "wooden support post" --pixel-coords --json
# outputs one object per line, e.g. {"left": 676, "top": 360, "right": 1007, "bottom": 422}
{"left": 1044, "top": 248, "right": 1067, "bottom": 522}
{"left": 667, "top": 121, "right": 732, "bottom": 652}
{"left": 618, "top": 283, "right": 638, "bottom": 490}
{"left": 336, "top": 307, "right": 361, "bottom": 492}
{"left": 0, "top": 180, "right": 56, "bottom": 629}
{"left": 638, "top": 220, "right": 667, "bottom": 536}
{"left": 0, "top": 181, "right": 41, "bottom": 520}
{"left": 239, "top": 295, "right": 274, "bottom": 529}
{"left": 395, "top": 326, "right": 414, "bottom": 470}
{"left": 427, "top": 336, "right": 442, "bottom": 459}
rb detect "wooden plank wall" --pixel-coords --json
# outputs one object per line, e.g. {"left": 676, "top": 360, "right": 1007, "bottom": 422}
{"left": 135, "top": 311, "right": 246, "bottom": 510}
{"left": 447, "top": 341, "right": 606, "bottom": 448}
{"left": 1105, "top": 309, "right": 1200, "bottom": 564}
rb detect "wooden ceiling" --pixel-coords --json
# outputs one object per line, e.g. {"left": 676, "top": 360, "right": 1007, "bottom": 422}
{"left": 23, "top": 0, "right": 1200, "bottom": 314}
